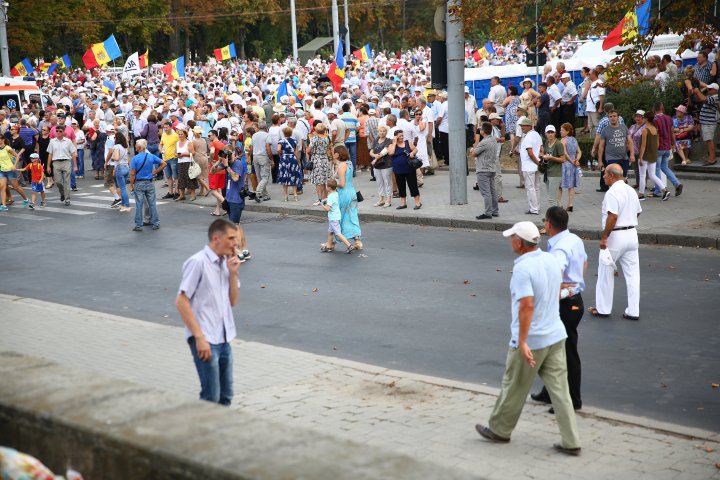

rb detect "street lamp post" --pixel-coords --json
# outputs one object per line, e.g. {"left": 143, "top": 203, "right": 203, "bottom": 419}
{"left": 290, "top": 0, "right": 298, "bottom": 60}
{"left": 0, "top": 2, "right": 10, "bottom": 77}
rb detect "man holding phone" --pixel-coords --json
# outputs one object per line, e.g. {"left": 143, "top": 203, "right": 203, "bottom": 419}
{"left": 176, "top": 219, "right": 241, "bottom": 405}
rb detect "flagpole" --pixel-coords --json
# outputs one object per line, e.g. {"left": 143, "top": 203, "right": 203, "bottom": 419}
{"left": 343, "top": 0, "right": 350, "bottom": 60}
{"left": 332, "top": 0, "right": 340, "bottom": 57}
{"left": 290, "top": 0, "right": 298, "bottom": 60}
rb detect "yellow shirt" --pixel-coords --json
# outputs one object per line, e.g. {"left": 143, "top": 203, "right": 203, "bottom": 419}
{"left": 0, "top": 146, "right": 14, "bottom": 172}
{"left": 160, "top": 132, "right": 179, "bottom": 160}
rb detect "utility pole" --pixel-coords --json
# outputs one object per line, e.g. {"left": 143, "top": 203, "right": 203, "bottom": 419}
{"left": 446, "top": 0, "right": 467, "bottom": 205}
{"left": 332, "top": 0, "right": 340, "bottom": 55}
{"left": 290, "top": 0, "right": 298, "bottom": 60}
{"left": 534, "top": 0, "right": 539, "bottom": 87}
{"left": 343, "top": 0, "right": 350, "bottom": 59}
{"left": 0, "top": 1, "right": 10, "bottom": 77}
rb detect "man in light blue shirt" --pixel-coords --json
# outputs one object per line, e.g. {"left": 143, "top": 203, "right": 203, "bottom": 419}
{"left": 176, "top": 219, "right": 241, "bottom": 406}
{"left": 475, "top": 221, "right": 581, "bottom": 456}
{"left": 531, "top": 207, "right": 587, "bottom": 413}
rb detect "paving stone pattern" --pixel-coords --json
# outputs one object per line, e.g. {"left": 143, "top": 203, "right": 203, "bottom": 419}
{"left": 1, "top": 294, "right": 719, "bottom": 480}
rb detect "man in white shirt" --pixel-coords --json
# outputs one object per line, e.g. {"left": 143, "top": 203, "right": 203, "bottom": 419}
{"left": 589, "top": 164, "right": 642, "bottom": 320}
{"left": 464, "top": 86, "right": 477, "bottom": 147}
{"left": 547, "top": 76, "right": 562, "bottom": 131}
{"left": 518, "top": 117, "right": 542, "bottom": 215}
{"left": 419, "top": 96, "right": 437, "bottom": 172}
{"left": 585, "top": 69, "right": 605, "bottom": 133}
{"left": 435, "top": 91, "right": 449, "bottom": 165}
{"left": 559, "top": 73, "right": 578, "bottom": 127}
{"left": 488, "top": 76, "right": 507, "bottom": 116}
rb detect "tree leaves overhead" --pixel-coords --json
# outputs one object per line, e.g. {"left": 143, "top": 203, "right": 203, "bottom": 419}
{"left": 8, "top": 0, "right": 444, "bottom": 64}
{"left": 458, "top": 0, "right": 720, "bottom": 86}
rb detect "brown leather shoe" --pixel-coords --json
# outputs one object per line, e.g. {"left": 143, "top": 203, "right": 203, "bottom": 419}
{"left": 498, "top": 197, "right": 509, "bottom": 203}
{"left": 554, "top": 443, "right": 581, "bottom": 456}
{"left": 475, "top": 424, "right": 510, "bottom": 443}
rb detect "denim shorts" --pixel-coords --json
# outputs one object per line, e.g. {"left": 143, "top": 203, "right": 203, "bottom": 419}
{"left": 31, "top": 181, "right": 45, "bottom": 192}
{"left": 227, "top": 201, "right": 244, "bottom": 224}
{"left": 0, "top": 170, "right": 17, "bottom": 180}
{"left": 164, "top": 158, "right": 178, "bottom": 179}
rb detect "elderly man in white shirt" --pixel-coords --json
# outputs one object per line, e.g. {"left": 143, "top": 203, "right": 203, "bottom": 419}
{"left": 518, "top": 117, "right": 543, "bottom": 215}
{"left": 589, "top": 164, "right": 642, "bottom": 321}
{"left": 488, "top": 76, "right": 507, "bottom": 116}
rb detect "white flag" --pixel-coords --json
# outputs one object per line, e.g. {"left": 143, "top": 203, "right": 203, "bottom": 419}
{"left": 122, "top": 52, "right": 142, "bottom": 79}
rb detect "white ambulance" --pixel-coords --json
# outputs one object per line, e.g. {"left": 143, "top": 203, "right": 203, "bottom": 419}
{"left": 0, "top": 77, "right": 55, "bottom": 112}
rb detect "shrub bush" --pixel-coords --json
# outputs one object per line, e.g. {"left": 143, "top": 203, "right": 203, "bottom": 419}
{"left": 606, "top": 80, "right": 684, "bottom": 123}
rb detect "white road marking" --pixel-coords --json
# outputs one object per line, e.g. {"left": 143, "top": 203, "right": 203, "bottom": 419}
{"left": 39, "top": 206, "right": 95, "bottom": 215}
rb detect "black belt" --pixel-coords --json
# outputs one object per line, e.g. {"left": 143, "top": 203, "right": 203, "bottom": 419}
{"left": 613, "top": 226, "right": 635, "bottom": 231}
{"left": 135, "top": 179, "right": 152, "bottom": 182}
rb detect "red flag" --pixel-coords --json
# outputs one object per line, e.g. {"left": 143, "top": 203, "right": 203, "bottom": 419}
{"left": 472, "top": 50, "right": 481, "bottom": 62}
{"left": 327, "top": 60, "right": 343, "bottom": 92}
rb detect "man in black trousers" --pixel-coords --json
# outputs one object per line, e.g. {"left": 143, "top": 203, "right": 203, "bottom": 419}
{"left": 530, "top": 206, "right": 587, "bottom": 413}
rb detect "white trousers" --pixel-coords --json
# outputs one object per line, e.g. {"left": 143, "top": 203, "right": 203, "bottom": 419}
{"left": 374, "top": 168, "right": 393, "bottom": 198}
{"left": 522, "top": 171, "right": 541, "bottom": 214}
{"left": 646, "top": 162, "right": 664, "bottom": 192}
{"left": 595, "top": 229, "right": 641, "bottom": 317}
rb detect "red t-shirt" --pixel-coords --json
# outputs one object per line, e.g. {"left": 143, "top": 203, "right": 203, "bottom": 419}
{"left": 23, "top": 162, "right": 44, "bottom": 183}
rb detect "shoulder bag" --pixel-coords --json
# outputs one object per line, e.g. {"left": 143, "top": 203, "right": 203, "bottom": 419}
{"left": 406, "top": 143, "right": 423, "bottom": 170}
{"left": 188, "top": 153, "right": 201, "bottom": 179}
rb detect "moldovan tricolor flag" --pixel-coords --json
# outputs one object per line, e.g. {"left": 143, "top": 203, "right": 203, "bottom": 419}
{"left": 139, "top": 50, "right": 149, "bottom": 69}
{"left": 327, "top": 39, "right": 346, "bottom": 92}
{"left": 352, "top": 44, "right": 372, "bottom": 62}
{"left": 162, "top": 56, "right": 185, "bottom": 82}
{"left": 478, "top": 40, "right": 495, "bottom": 59}
{"left": 214, "top": 43, "right": 237, "bottom": 62}
{"left": 82, "top": 34, "right": 122, "bottom": 69}
{"left": 101, "top": 80, "right": 115, "bottom": 95}
{"left": 39, "top": 62, "right": 58, "bottom": 75}
{"left": 10, "top": 58, "right": 33, "bottom": 77}
{"left": 57, "top": 54, "right": 72, "bottom": 69}
{"left": 602, "top": 0, "right": 651, "bottom": 51}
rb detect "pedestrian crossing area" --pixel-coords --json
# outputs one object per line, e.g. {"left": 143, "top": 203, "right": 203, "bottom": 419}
{"left": 0, "top": 188, "right": 169, "bottom": 226}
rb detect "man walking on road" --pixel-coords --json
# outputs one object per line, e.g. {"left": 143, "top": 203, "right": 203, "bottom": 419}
{"left": 46, "top": 127, "right": 77, "bottom": 206}
{"left": 475, "top": 221, "right": 581, "bottom": 456}
{"left": 588, "top": 164, "right": 642, "bottom": 321}
{"left": 129, "top": 139, "right": 166, "bottom": 232}
{"left": 176, "top": 219, "right": 241, "bottom": 406}
{"left": 531, "top": 207, "right": 587, "bottom": 412}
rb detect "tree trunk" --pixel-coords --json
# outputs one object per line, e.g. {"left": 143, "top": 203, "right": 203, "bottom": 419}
{"left": 185, "top": 29, "right": 191, "bottom": 64}
{"left": 377, "top": 13, "right": 385, "bottom": 51}
{"left": 238, "top": 29, "right": 246, "bottom": 59}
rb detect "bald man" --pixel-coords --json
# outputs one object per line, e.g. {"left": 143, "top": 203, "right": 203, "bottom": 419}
{"left": 589, "top": 164, "right": 642, "bottom": 321}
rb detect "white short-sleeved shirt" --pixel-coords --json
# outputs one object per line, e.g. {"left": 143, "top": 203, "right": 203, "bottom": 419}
{"left": 422, "top": 105, "right": 435, "bottom": 137}
{"left": 509, "top": 249, "right": 567, "bottom": 350}
{"left": 520, "top": 129, "right": 542, "bottom": 172}
{"left": 437, "top": 101, "right": 449, "bottom": 133}
{"left": 585, "top": 80, "right": 605, "bottom": 113}
{"left": 178, "top": 245, "right": 238, "bottom": 344}
{"left": 602, "top": 180, "right": 642, "bottom": 229}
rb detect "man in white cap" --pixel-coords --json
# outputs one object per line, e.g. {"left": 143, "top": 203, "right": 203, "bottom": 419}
{"left": 559, "top": 73, "right": 578, "bottom": 127}
{"left": 475, "top": 221, "right": 581, "bottom": 457}
{"left": 518, "top": 117, "right": 543, "bottom": 214}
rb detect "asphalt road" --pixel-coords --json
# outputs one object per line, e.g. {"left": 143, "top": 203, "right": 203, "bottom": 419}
{"left": 1, "top": 188, "right": 718, "bottom": 430}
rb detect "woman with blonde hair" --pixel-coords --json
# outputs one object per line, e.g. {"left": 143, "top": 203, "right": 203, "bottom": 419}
{"left": 175, "top": 127, "right": 197, "bottom": 201}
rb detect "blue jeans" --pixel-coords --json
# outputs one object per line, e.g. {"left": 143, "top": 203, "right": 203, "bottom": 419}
{"left": 133, "top": 181, "right": 158, "bottom": 228}
{"left": 147, "top": 142, "right": 160, "bottom": 158}
{"left": 70, "top": 150, "right": 84, "bottom": 189}
{"left": 346, "top": 142, "right": 357, "bottom": 176}
{"left": 188, "top": 336, "right": 234, "bottom": 405}
{"left": 227, "top": 201, "right": 244, "bottom": 224}
{"left": 653, "top": 150, "right": 679, "bottom": 195}
{"left": 115, "top": 164, "right": 130, "bottom": 207}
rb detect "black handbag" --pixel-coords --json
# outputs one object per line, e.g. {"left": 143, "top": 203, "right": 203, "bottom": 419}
{"left": 356, "top": 190, "right": 364, "bottom": 202}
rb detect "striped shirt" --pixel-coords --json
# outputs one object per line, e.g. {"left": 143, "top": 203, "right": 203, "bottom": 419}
{"left": 653, "top": 113, "right": 673, "bottom": 150}
{"left": 694, "top": 62, "right": 713, "bottom": 85}
{"left": 699, "top": 95, "right": 718, "bottom": 125}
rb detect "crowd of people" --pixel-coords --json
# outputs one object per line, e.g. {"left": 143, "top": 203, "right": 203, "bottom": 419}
{"left": 0, "top": 40, "right": 715, "bottom": 244}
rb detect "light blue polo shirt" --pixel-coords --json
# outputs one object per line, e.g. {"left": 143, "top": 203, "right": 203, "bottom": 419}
{"left": 508, "top": 249, "right": 566, "bottom": 350}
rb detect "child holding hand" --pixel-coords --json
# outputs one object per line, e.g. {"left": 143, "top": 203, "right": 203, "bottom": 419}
{"left": 319, "top": 178, "right": 354, "bottom": 254}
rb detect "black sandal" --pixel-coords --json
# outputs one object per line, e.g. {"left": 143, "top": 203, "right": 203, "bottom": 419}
{"left": 588, "top": 307, "right": 609, "bottom": 318}
{"left": 622, "top": 313, "right": 640, "bottom": 321}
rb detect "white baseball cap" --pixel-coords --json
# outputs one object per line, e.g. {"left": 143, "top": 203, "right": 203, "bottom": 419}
{"left": 502, "top": 221, "right": 540, "bottom": 244}
{"left": 464, "top": 86, "right": 470, "bottom": 93}
{"left": 560, "top": 72, "right": 571, "bottom": 79}
{"left": 545, "top": 124, "right": 556, "bottom": 133}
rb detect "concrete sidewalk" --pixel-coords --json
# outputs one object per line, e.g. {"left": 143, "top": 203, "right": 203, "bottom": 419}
{"left": 2, "top": 294, "right": 718, "bottom": 479}
{"left": 184, "top": 168, "right": 720, "bottom": 248}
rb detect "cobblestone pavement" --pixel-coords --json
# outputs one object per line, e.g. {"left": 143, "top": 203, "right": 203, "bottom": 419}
{"left": 2, "top": 294, "right": 719, "bottom": 480}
